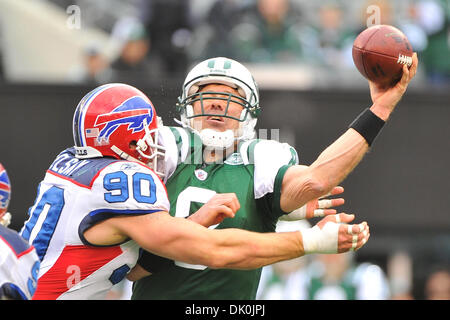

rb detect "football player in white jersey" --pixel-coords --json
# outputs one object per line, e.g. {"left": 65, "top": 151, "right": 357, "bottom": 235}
{"left": 20, "top": 83, "right": 370, "bottom": 300}
{"left": 0, "top": 163, "right": 40, "bottom": 300}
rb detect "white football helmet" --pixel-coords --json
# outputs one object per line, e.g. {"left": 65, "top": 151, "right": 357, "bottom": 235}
{"left": 176, "top": 57, "right": 260, "bottom": 148}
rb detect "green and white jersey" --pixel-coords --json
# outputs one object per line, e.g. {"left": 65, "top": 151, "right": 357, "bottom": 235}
{"left": 131, "top": 126, "right": 298, "bottom": 300}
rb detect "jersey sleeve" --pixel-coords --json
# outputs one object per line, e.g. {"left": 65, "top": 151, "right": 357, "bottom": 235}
{"left": 241, "top": 139, "right": 299, "bottom": 217}
{"left": 241, "top": 139, "right": 298, "bottom": 198}
{"left": 136, "top": 248, "right": 174, "bottom": 274}
{"left": 78, "top": 161, "right": 170, "bottom": 242}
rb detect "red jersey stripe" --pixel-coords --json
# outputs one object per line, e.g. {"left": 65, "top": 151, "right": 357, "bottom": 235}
{"left": 33, "top": 245, "right": 122, "bottom": 300}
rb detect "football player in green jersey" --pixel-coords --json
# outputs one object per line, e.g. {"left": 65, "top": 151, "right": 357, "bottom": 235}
{"left": 131, "top": 54, "right": 417, "bottom": 299}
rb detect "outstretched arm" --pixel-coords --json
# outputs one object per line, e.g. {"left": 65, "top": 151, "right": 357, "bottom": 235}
{"left": 123, "top": 210, "right": 369, "bottom": 280}
{"left": 109, "top": 212, "right": 304, "bottom": 270}
{"left": 280, "top": 53, "right": 418, "bottom": 212}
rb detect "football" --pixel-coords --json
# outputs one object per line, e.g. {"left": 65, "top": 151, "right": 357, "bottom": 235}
{"left": 352, "top": 24, "right": 413, "bottom": 87}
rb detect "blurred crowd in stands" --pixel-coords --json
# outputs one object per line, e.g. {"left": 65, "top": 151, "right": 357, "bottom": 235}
{"left": 1, "top": 0, "right": 448, "bottom": 87}
{"left": 255, "top": 220, "right": 450, "bottom": 300}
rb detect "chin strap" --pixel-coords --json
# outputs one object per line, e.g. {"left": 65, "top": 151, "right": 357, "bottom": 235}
{"left": 111, "top": 145, "right": 145, "bottom": 164}
{"left": 174, "top": 118, "right": 236, "bottom": 149}
{"left": 200, "top": 129, "right": 235, "bottom": 149}
{"left": 174, "top": 109, "right": 257, "bottom": 150}
{"left": 111, "top": 144, "right": 165, "bottom": 179}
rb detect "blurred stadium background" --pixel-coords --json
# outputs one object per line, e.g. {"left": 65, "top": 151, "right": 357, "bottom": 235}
{"left": 0, "top": 0, "right": 448, "bottom": 300}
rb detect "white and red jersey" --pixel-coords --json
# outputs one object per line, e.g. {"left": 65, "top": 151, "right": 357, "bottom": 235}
{"left": 20, "top": 148, "right": 169, "bottom": 300}
{"left": 0, "top": 225, "right": 40, "bottom": 300}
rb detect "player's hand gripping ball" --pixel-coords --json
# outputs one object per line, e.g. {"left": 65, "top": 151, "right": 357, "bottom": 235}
{"left": 352, "top": 24, "right": 413, "bottom": 88}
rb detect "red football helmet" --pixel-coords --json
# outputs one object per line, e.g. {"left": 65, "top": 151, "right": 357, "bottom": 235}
{"left": 0, "top": 162, "right": 11, "bottom": 227}
{"left": 72, "top": 83, "right": 165, "bottom": 177}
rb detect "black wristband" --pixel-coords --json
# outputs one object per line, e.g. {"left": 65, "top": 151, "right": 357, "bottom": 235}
{"left": 349, "top": 108, "right": 385, "bottom": 146}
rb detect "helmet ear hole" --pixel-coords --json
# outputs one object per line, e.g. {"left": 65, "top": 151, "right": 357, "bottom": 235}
{"left": 129, "top": 140, "right": 137, "bottom": 150}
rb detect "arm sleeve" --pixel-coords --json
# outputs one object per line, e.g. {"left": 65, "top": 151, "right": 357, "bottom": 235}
{"left": 242, "top": 140, "right": 298, "bottom": 217}
{"left": 137, "top": 250, "right": 174, "bottom": 274}
{"left": 250, "top": 140, "right": 298, "bottom": 199}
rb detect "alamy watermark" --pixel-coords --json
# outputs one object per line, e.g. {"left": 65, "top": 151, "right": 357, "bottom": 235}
{"left": 66, "top": 5, "right": 81, "bottom": 29}
{"left": 66, "top": 264, "right": 81, "bottom": 289}
{"left": 366, "top": 5, "right": 381, "bottom": 27}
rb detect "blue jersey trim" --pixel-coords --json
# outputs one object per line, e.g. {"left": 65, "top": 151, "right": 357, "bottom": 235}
{"left": 0, "top": 283, "right": 28, "bottom": 300}
{"left": 78, "top": 208, "right": 162, "bottom": 247}
{"left": 0, "top": 225, "right": 31, "bottom": 257}
{"left": 48, "top": 148, "right": 118, "bottom": 188}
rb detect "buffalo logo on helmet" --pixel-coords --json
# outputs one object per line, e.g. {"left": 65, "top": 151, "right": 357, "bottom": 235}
{"left": 87, "top": 96, "right": 154, "bottom": 145}
{"left": 0, "top": 165, "right": 11, "bottom": 212}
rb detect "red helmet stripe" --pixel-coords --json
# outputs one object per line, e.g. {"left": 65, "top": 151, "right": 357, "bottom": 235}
{"left": 0, "top": 182, "right": 10, "bottom": 191}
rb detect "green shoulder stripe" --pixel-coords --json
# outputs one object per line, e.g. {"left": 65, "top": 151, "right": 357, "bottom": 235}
{"left": 247, "top": 139, "right": 261, "bottom": 164}
{"left": 169, "top": 127, "right": 183, "bottom": 164}
{"left": 289, "top": 147, "right": 298, "bottom": 165}
{"left": 189, "top": 130, "right": 203, "bottom": 164}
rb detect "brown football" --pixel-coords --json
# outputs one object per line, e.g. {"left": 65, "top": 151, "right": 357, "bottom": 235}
{"left": 352, "top": 24, "right": 413, "bottom": 87}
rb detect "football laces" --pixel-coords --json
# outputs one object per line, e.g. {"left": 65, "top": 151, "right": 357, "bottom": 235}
{"left": 397, "top": 54, "right": 413, "bottom": 66}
